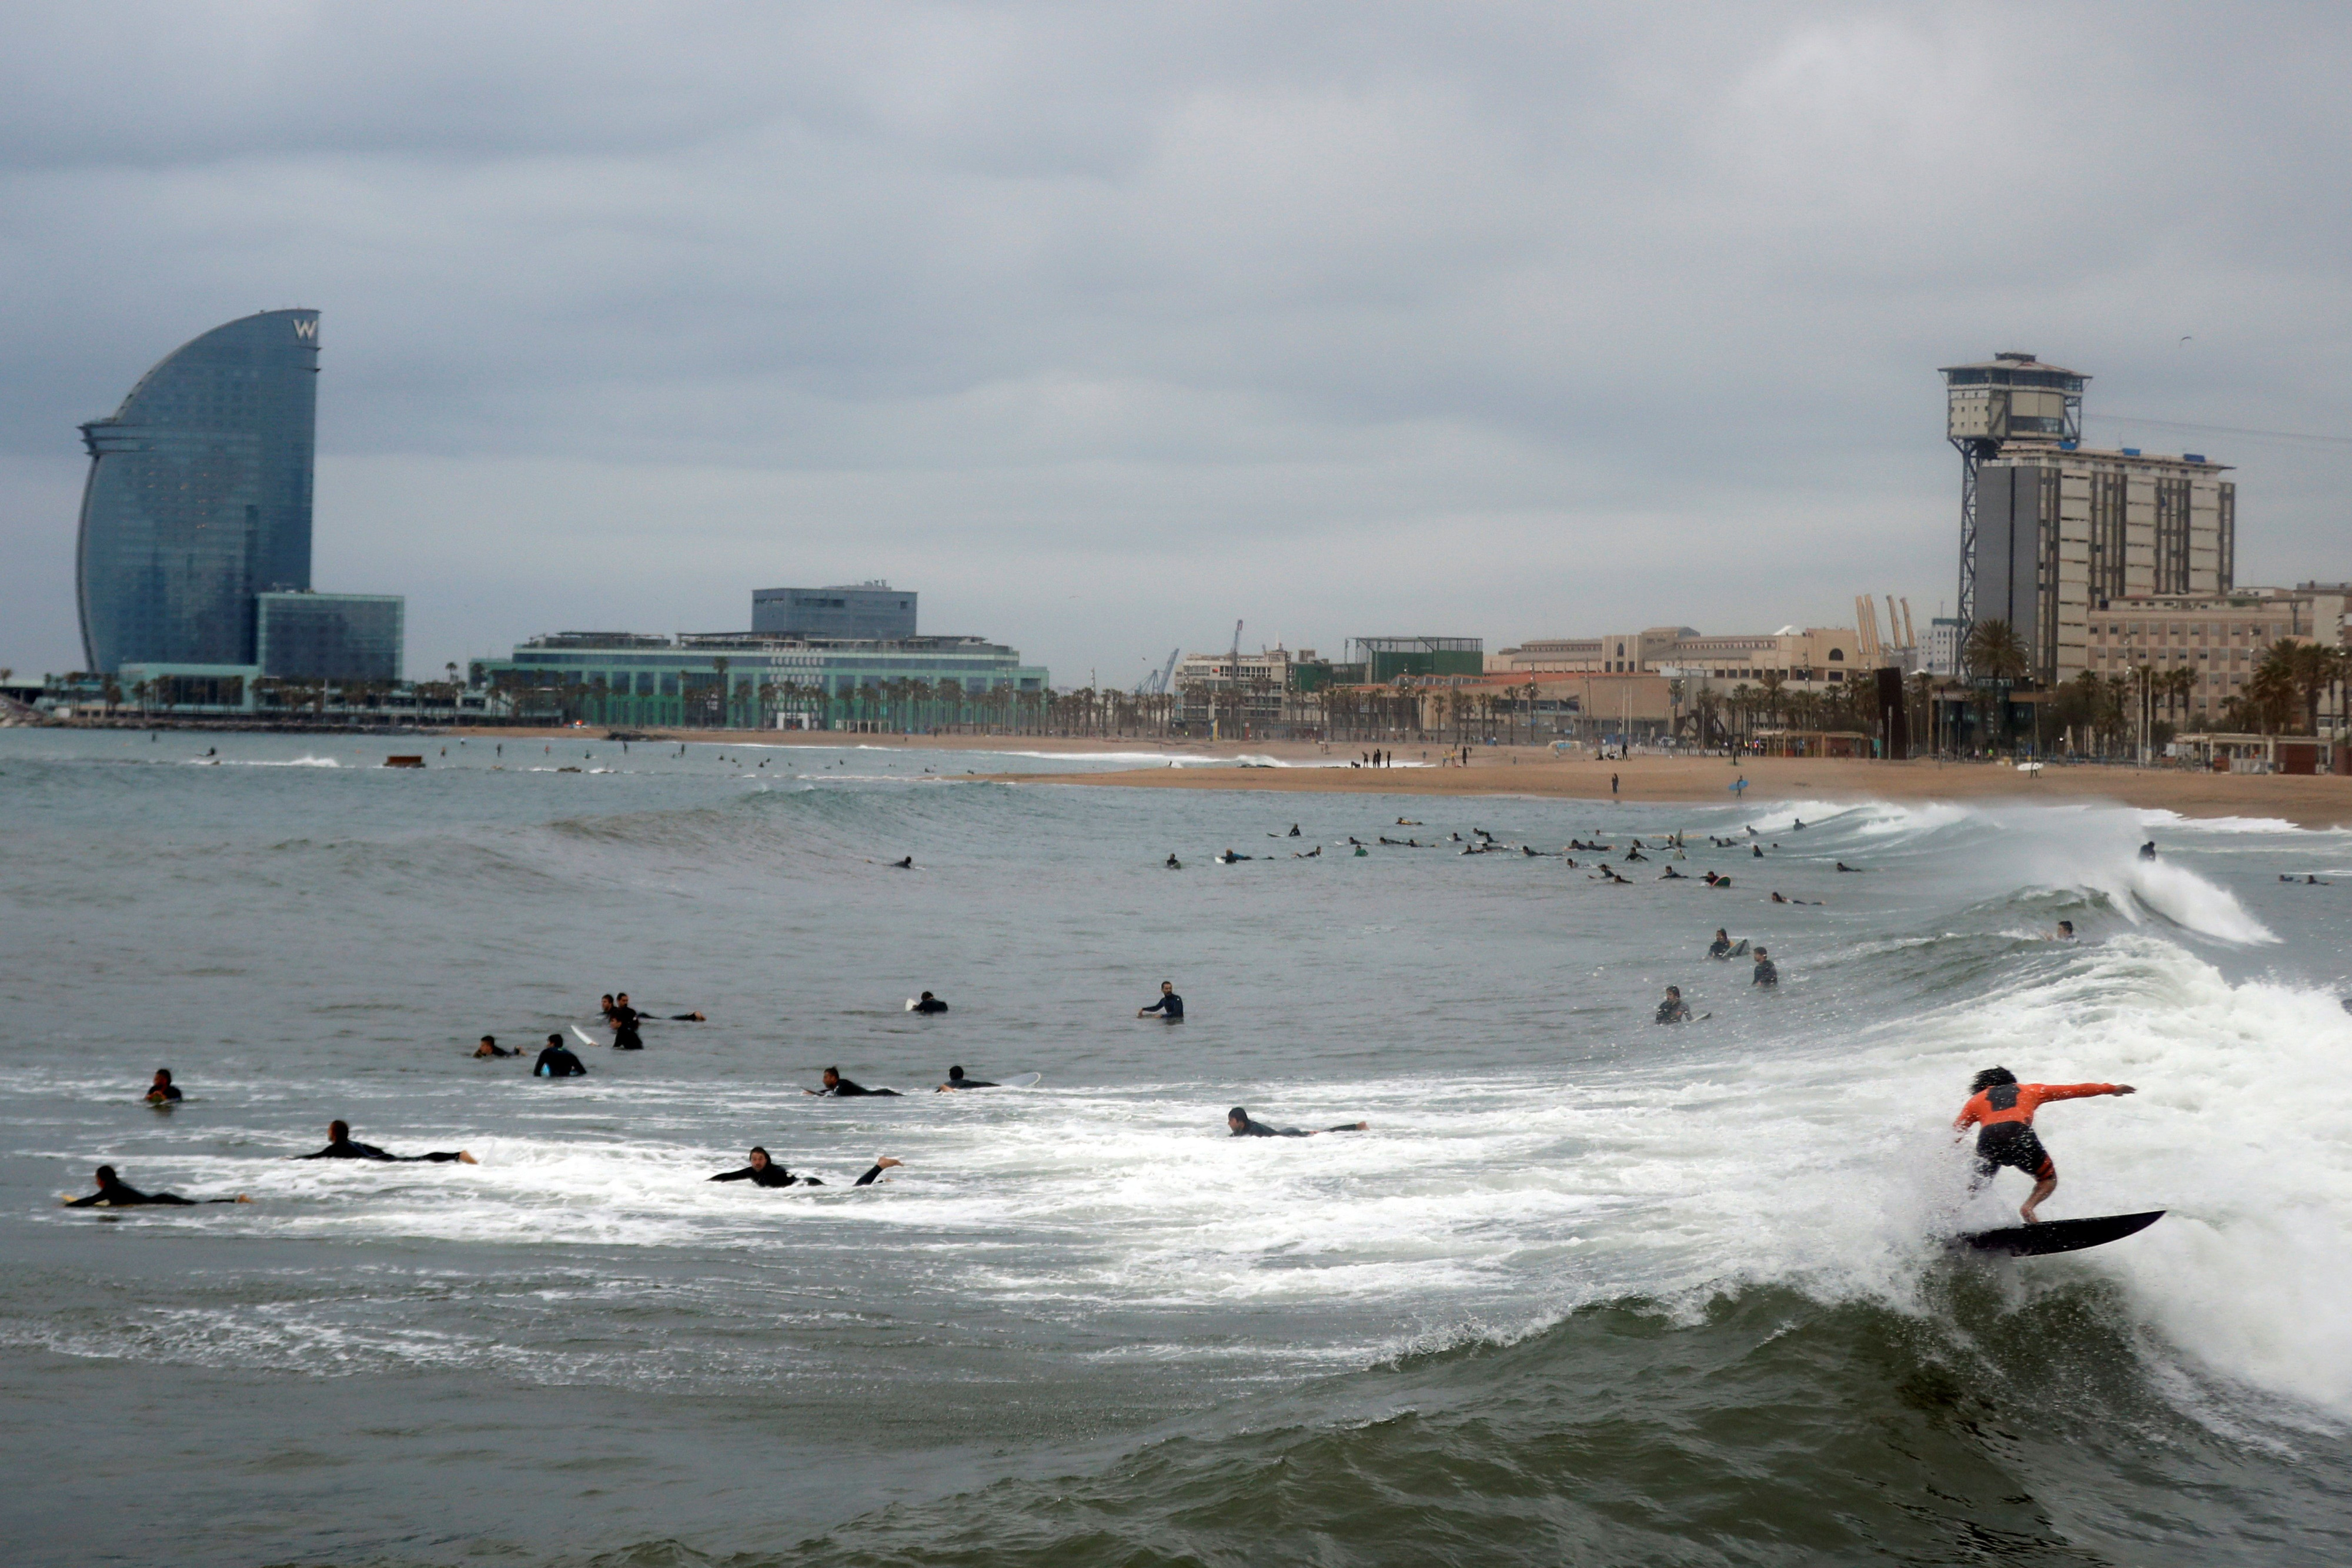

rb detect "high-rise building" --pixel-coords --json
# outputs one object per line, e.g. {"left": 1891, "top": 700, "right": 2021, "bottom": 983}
{"left": 752, "top": 582, "right": 917, "bottom": 640}
{"left": 256, "top": 591, "right": 404, "bottom": 682}
{"left": 1942, "top": 352, "right": 2236, "bottom": 685}
{"left": 76, "top": 310, "right": 322, "bottom": 673}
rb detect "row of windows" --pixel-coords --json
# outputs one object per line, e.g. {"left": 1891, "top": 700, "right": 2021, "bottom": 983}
{"left": 2091, "top": 623, "right": 2284, "bottom": 640}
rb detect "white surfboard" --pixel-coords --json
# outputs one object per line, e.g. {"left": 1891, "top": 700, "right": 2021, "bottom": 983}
{"left": 570, "top": 1025, "right": 603, "bottom": 1048}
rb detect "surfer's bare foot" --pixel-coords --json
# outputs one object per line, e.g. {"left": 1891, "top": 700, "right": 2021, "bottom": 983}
{"left": 235, "top": 1194, "right": 252, "bottom": 1202}
{"left": 874, "top": 1156, "right": 903, "bottom": 1169}
{"left": 458, "top": 1152, "right": 478, "bottom": 1164}
{"left": 1354, "top": 1121, "right": 1370, "bottom": 1130}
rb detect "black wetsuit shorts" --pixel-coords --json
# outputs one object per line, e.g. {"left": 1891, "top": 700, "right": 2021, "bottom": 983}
{"left": 1975, "top": 1123, "right": 2055, "bottom": 1181}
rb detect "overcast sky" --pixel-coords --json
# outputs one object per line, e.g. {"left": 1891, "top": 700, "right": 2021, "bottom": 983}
{"left": 3, "top": 2, "right": 2347, "bottom": 685}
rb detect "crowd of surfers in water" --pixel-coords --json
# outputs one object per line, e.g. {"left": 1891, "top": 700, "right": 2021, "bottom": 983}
{"left": 68, "top": 815, "right": 2229, "bottom": 1223}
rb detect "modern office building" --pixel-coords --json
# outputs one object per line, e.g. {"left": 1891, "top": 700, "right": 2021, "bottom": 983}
{"left": 473, "top": 630, "right": 1047, "bottom": 730}
{"left": 76, "top": 309, "right": 322, "bottom": 672}
{"left": 256, "top": 591, "right": 404, "bottom": 681}
{"left": 1348, "top": 637, "right": 1484, "bottom": 683}
{"left": 752, "top": 582, "right": 917, "bottom": 640}
{"left": 1942, "top": 352, "right": 2237, "bottom": 686}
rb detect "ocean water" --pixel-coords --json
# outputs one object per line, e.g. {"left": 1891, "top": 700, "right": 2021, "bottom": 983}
{"left": 2, "top": 729, "right": 2349, "bottom": 1566}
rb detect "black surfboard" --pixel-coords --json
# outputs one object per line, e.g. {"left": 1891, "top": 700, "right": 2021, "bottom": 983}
{"left": 1958, "top": 1210, "right": 2164, "bottom": 1257}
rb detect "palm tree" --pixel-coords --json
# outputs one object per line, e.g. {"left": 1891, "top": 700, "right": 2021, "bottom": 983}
{"left": 2281, "top": 641, "right": 2337, "bottom": 735}
{"left": 2248, "top": 643, "right": 2300, "bottom": 735}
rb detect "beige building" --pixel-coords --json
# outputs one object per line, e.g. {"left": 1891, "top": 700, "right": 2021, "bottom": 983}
{"left": 2084, "top": 584, "right": 2348, "bottom": 723}
{"left": 1489, "top": 626, "right": 1863, "bottom": 693}
{"left": 1945, "top": 352, "right": 2239, "bottom": 686}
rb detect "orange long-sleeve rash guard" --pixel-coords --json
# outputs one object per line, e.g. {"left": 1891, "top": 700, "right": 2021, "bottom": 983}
{"left": 1955, "top": 1082, "right": 2118, "bottom": 1132}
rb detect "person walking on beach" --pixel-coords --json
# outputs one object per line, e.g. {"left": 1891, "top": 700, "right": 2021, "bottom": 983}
{"left": 1611, "top": 772, "right": 1619, "bottom": 798}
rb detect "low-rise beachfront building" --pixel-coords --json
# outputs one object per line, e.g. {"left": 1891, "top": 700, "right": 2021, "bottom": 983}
{"left": 1488, "top": 626, "right": 1862, "bottom": 693}
{"left": 470, "top": 631, "right": 1050, "bottom": 731}
{"left": 2084, "top": 584, "right": 2348, "bottom": 726}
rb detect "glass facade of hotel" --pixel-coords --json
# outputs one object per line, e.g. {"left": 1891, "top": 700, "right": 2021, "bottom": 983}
{"left": 474, "top": 633, "right": 1050, "bottom": 729}
{"left": 256, "top": 591, "right": 404, "bottom": 682}
{"left": 76, "top": 310, "right": 322, "bottom": 673}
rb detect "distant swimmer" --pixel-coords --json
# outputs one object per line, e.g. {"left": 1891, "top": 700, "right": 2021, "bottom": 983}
{"left": 534, "top": 1034, "right": 589, "bottom": 1077}
{"left": 1217, "top": 850, "right": 1254, "bottom": 863}
{"left": 1835, "top": 862, "right": 1862, "bottom": 873}
{"left": 1655, "top": 986, "right": 1692, "bottom": 1024}
{"left": 1395, "top": 817, "right": 1422, "bottom": 826}
{"left": 2139, "top": 841, "right": 2158, "bottom": 860}
{"left": 1166, "top": 853, "right": 1182, "bottom": 869}
{"left": 2280, "top": 873, "right": 2333, "bottom": 885}
{"left": 1623, "top": 847, "right": 1648, "bottom": 862}
{"left": 1354, "top": 845, "right": 1368, "bottom": 856}
{"left": 296, "top": 1120, "right": 476, "bottom": 1164}
{"left": 1660, "top": 866, "right": 1684, "bottom": 880}
{"left": 1752, "top": 948, "right": 1779, "bottom": 987}
{"left": 937, "top": 1066, "right": 998, "bottom": 1091}
{"left": 806, "top": 1066, "right": 901, "bottom": 1096}
{"left": 1138, "top": 981, "right": 1185, "bottom": 1021}
{"left": 1702, "top": 871, "right": 1732, "bottom": 888}
{"left": 1287, "top": 824, "right": 1301, "bottom": 837}
{"left": 912, "top": 991, "right": 950, "bottom": 1015}
{"left": 65, "top": 1165, "right": 248, "bottom": 1207}
{"left": 709, "top": 1146, "right": 903, "bottom": 1187}
{"left": 1753, "top": 844, "right": 1763, "bottom": 858}
{"left": 1792, "top": 819, "right": 1806, "bottom": 831}
{"left": 1708, "top": 929, "right": 1733, "bottom": 959}
{"left": 145, "top": 1069, "right": 183, "bottom": 1104}
{"left": 1294, "top": 845, "right": 1322, "bottom": 858}
{"left": 2052, "top": 921, "right": 2076, "bottom": 940}
{"left": 473, "top": 1035, "right": 519, "bottom": 1058}
{"left": 892, "top": 855, "right": 914, "bottom": 869}
{"left": 1227, "top": 1107, "right": 1368, "bottom": 1137}
{"left": 1955, "top": 1067, "right": 2136, "bottom": 1223}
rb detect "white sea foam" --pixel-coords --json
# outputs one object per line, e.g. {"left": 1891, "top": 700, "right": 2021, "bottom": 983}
{"left": 186, "top": 755, "right": 342, "bottom": 768}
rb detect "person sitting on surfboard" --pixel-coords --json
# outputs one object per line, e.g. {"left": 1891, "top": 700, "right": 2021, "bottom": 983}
{"left": 806, "top": 1067, "right": 900, "bottom": 1097}
{"left": 145, "top": 1069, "right": 183, "bottom": 1104}
{"left": 709, "top": 1146, "right": 901, "bottom": 1188}
{"left": 534, "top": 1034, "right": 588, "bottom": 1078}
{"left": 937, "top": 1066, "right": 996, "bottom": 1091}
{"left": 1955, "top": 1068, "right": 2136, "bottom": 1224}
{"left": 1138, "top": 982, "right": 1184, "bottom": 1021}
{"left": 1708, "top": 929, "right": 1733, "bottom": 957}
{"left": 911, "top": 992, "right": 949, "bottom": 1015}
{"left": 1227, "top": 1107, "right": 1369, "bottom": 1138}
{"left": 296, "top": 1119, "right": 477, "bottom": 1164}
{"left": 65, "top": 1165, "right": 248, "bottom": 1207}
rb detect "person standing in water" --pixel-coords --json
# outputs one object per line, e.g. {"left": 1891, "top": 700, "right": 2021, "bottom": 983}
{"left": 1655, "top": 986, "right": 1691, "bottom": 1023}
{"left": 1752, "top": 948, "right": 1778, "bottom": 987}
{"left": 145, "top": 1069, "right": 183, "bottom": 1104}
{"left": 1138, "top": 981, "right": 1184, "bottom": 1021}
{"left": 610, "top": 993, "right": 644, "bottom": 1050}
{"left": 1953, "top": 1067, "right": 2136, "bottom": 1223}
{"left": 534, "top": 1034, "right": 588, "bottom": 1077}
{"left": 911, "top": 991, "right": 949, "bottom": 1014}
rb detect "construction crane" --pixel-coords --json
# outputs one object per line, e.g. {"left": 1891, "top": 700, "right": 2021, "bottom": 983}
{"left": 1855, "top": 595, "right": 1885, "bottom": 666}
{"left": 1896, "top": 597, "right": 1916, "bottom": 651}
{"left": 1153, "top": 646, "right": 1180, "bottom": 695}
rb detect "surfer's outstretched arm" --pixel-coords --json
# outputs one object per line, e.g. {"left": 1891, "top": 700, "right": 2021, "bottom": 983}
{"left": 852, "top": 1156, "right": 904, "bottom": 1187}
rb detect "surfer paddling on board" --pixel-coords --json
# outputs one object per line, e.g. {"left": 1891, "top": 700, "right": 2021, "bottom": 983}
{"left": 709, "top": 1146, "right": 900, "bottom": 1187}
{"left": 1955, "top": 1068, "right": 2136, "bottom": 1223}
{"left": 806, "top": 1067, "right": 900, "bottom": 1097}
{"left": 1227, "top": 1108, "right": 1368, "bottom": 1137}
{"left": 296, "top": 1120, "right": 477, "bottom": 1164}
{"left": 65, "top": 1165, "right": 249, "bottom": 1206}
{"left": 936, "top": 1066, "right": 997, "bottom": 1091}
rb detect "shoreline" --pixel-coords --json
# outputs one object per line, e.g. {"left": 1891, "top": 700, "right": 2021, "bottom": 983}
{"left": 980, "top": 754, "right": 2352, "bottom": 830}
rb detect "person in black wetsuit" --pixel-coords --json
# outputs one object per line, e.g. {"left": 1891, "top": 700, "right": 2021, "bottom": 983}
{"left": 474, "top": 1035, "right": 519, "bottom": 1058}
{"left": 912, "top": 991, "right": 949, "bottom": 1014}
{"left": 1165, "top": 853, "right": 1182, "bottom": 868}
{"left": 1752, "top": 948, "right": 1779, "bottom": 987}
{"left": 1656, "top": 985, "right": 1692, "bottom": 1024}
{"left": 65, "top": 1164, "right": 247, "bottom": 1206}
{"left": 1708, "top": 928, "right": 1733, "bottom": 958}
{"left": 937, "top": 1066, "right": 998, "bottom": 1091}
{"left": 1227, "top": 1107, "right": 1368, "bottom": 1137}
{"left": 1138, "top": 981, "right": 1184, "bottom": 1020}
{"left": 535, "top": 1034, "right": 588, "bottom": 1077}
{"left": 806, "top": 1067, "right": 900, "bottom": 1096}
{"left": 709, "top": 1146, "right": 901, "bottom": 1187}
{"left": 610, "top": 993, "right": 644, "bottom": 1050}
{"left": 297, "top": 1120, "right": 477, "bottom": 1163}
{"left": 145, "top": 1069, "right": 183, "bottom": 1104}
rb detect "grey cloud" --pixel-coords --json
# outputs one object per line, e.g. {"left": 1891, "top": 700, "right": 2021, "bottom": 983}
{"left": 3, "top": 3, "right": 2348, "bottom": 681}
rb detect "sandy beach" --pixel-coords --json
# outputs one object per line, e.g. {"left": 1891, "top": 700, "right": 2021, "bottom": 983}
{"left": 447, "top": 727, "right": 2352, "bottom": 828}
